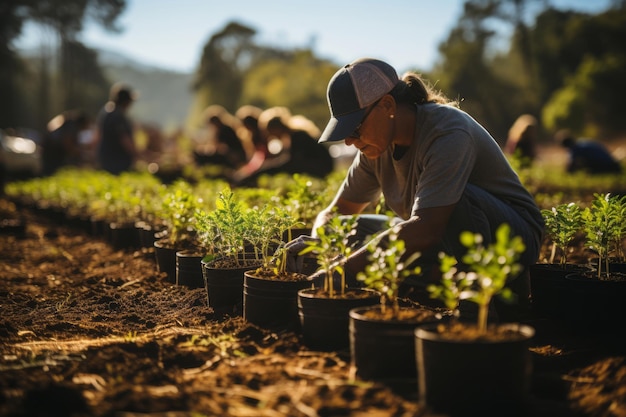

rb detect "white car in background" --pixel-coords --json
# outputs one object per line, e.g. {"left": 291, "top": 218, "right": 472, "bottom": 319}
{"left": 0, "top": 129, "right": 43, "bottom": 177}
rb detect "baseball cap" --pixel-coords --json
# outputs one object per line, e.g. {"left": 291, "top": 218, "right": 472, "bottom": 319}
{"left": 318, "top": 58, "right": 399, "bottom": 143}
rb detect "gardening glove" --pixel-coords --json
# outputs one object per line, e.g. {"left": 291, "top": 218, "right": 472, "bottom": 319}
{"left": 285, "top": 235, "right": 319, "bottom": 274}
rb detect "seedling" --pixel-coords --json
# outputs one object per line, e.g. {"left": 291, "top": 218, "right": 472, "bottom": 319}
{"left": 299, "top": 214, "right": 359, "bottom": 297}
{"left": 246, "top": 205, "right": 300, "bottom": 275}
{"left": 583, "top": 193, "right": 626, "bottom": 278}
{"left": 541, "top": 202, "right": 583, "bottom": 265}
{"left": 159, "top": 180, "right": 203, "bottom": 247}
{"left": 427, "top": 254, "right": 473, "bottom": 320}
{"left": 428, "top": 223, "right": 525, "bottom": 334}
{"left": 356, "top": 219, "right": 422, "bottom": 316}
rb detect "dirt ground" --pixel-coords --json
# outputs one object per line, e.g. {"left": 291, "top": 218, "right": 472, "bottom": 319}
{"left": 1, "top": 197, "right": 625, "bottom": 417}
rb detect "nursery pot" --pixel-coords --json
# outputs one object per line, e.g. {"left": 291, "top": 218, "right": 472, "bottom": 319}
{"left": 349, "top": 306, "right": 443, "bottom": 389}
{"left": 202, "top": 257, "right": 261, "bottom": 317}
{"left": 176, "top": 250, "right": 204, "bottom": 288}
{"left": 90, "top": 216, "right": 108, "bottom": 239}
{"left": 415, "top": 323, "right": 535, "bottom": 417}
{"left": 243, "top": 271, "right": 312, "bottom": 331}
{"left": 136, "top": 221, "right": 164, "bottom": 248}
{"left": 298, "top": 288, "right": 380, "bottom": 352}
{"left": 564, "top": 271, "right": 626, "bottom": 331}
{"left": 529, "top": 263, "right": 591, "bottom": 319}
{"left": 109, "top": 221, "right": 140, "bottom": 251}
{"left": 154, "top": 239, "right": 177, "bottom": 284}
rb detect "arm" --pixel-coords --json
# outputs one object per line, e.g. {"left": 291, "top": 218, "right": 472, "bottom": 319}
{"left": 310, "top": 196, "right": 369, "bottom": 237}
{"left": 343, "top": 203, "right": 457, "bottom": 281}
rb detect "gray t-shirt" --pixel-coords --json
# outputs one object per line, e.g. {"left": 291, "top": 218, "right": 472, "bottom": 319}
{"left": 338, "top": 103, "right": 543, "bottom": 235}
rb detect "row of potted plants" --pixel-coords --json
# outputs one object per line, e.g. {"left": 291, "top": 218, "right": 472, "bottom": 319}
{"left": 531, "top": 192, "right": 626, "bottom": 329}
{"left": 4, "top": 168, "right": 565, "bottom": 414}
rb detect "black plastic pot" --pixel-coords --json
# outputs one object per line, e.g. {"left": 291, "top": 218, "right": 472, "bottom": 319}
{"left": 298, "top": 288, "right": 380, "bottom": 352}
{"left": 154, "top": 239, "right": 177, "bottom": 284}
{"left": 564, "top": 270, "right": 626, "bottom": 331}
{"left": 528, "top": 263, "right": 592, "bottom": 319}
{"left": 243, "top": 271, "right": 312, "bottom": 330}
{"left": 135, "top": 221, "right": 164, "bottom": 248}
{"left": 176, "top": 250, "right": 204, "bottom": 288}
{"left": 202, "top": 258, "right": 261, "bottom": 317}
{"left": 415, "top": 323, "right": 535, "bottom": 417}
{"left": 109, "top": 221, "right": 140, "bottom": 251}
{"left": 349, "top": 305, "right": 442, "bottom": 392}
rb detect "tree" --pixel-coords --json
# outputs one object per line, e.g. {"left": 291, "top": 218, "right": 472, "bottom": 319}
{"left": 534, "top": 7, "right": 626, "bottom": 137}
{"left": 60, "top": 39, "right": 110, "bottom": 115}
{"left": 0, "top": 0, "right": 126, "bottom": 129}
{"left": 0, "top": 0, "right": 35, "bottom": 128}
{"left": 192, "top": 21, "right": 257, "bottom": 120}
{"left": 241, "top": 50, "right": 337, "bottom": 129}
{"left": 190, "top": 21, "right": 336, "bottom": 132}
{"left": 430, "top": 1, "right": 523, "bottom": 141}
{"left": 542, "top": 55, "right": 626, "bottom": 137}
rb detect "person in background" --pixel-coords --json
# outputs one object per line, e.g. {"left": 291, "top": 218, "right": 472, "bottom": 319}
{"left": 193, "top": 105, "right": 247, "bottom": 175}
{"left": 504, "top": 114, "right": 538, "bottom": 167}
{"left": 286, "top": 58, "right": 544, "bottom": 319}
{"left": 41, "top": 109, "right": 90, "bottom": 176}
{"left": 95, "top": 83, "right": 139, "bottom": 175}
{"left": 232, "top": 105, "right": 269, "bottom": 180}
{"left": 233, "top": 106, "right": 334, "bottom": 187}
{"left": 556, "top": 129, "right": 622, "bottom": 174}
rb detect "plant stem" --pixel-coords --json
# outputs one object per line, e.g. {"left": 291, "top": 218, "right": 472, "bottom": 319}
{"left": 478, "top": 303, "right": 488, "bottom": 334}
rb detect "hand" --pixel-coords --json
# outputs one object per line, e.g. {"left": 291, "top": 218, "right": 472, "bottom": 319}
{"left": 285, "top": 235, "right": 319, "bottom": 273}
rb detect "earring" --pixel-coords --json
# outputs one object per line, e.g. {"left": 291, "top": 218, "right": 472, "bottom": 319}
{"left": 390, "top": 114, "right": 395, "bottom": 119}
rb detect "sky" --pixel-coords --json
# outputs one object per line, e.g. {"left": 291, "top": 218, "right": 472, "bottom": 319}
{"left": 16, "top": 0, "right": 614, "bottom": 75}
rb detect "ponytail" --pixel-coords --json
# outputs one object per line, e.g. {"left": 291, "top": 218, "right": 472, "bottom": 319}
{"left": 391, "top": 73, "right": 458, "bottom": 108}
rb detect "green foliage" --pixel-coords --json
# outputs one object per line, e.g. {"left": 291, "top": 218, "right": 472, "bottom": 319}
{"left": 429, "top": 223, "right": 525, "bottom": 333}
{"left": 541, "top": 83, "right": 586, "bottom": 134}
{"left": 427, "top": 254, "right": 473, "bottom": 319}
{"left": 299, "top": 214, "right": 359, "bottom": 298}
{"left": 583, "top": 193, "right": 626, "bottom": 277}
{"left": 159, "top": 180, "right": 203, "bottom": 247}
{"left": 203, "top": 188, "right": 250, "bottom": 265}
{"left": 246, "top": 205, "right": 299, "bottom": 274}
{"left": 4, "top": 0, "right": 127, "bottom": 127}
{"left": 542, "top": 55, "right": 626, "bottom": 135}
{"left": 541, "top": 202, "right": 584, "bottom": 265}
{"left": 282, "top": 173, "right": 333, "bottom": 228}
{"left": 357, "top": 220, "right": 422, "bottom": 316}
{"left": 194, "top": 187, "right": 298, "bottom": 269}
{"left": 240, "top": 51, "right": 339, "bottom": 129}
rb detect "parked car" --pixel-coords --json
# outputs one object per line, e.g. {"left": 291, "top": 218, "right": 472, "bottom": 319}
{"left": 0, "top": 128, "right": 43, "bottom": 178}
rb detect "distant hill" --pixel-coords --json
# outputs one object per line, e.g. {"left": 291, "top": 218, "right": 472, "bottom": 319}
{"left": 98, "top": 49, "right": 195, "bottom": 130}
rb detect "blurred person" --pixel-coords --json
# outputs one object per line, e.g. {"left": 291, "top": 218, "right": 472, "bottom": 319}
{"left": 233, "top": 105, "right": 271, "bottom": 180}
{"left": 95, "top": 83, "right": 139, "bottom": 175}
{"left": 286, "top": 58, "right": 544, "bottom": 316}
{"left": 504, "top": 114, "right": 538, "bottom": 167}
{"left": 233, "top": 106, "right": 334, "bottom": 187}
{"left": 41, "top": 109, "right": 90, "bottom": 176}
{"left": 142, "top": 123, "right": 165, "bottom": 163}
{"left": 193, "top": 105, "right": 247, "bottom": 174}
{"left": 556, "top": 129, "right": 622, "bottom": 174}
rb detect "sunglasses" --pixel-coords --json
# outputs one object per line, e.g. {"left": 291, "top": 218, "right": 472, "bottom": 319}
{"left": 350, "top": 99, "right": 380, "bottom": 139}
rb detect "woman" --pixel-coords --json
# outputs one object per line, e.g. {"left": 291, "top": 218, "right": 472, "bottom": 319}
{"left": 289, "top": 58, "right": 544, "bottom": 311}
